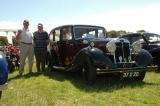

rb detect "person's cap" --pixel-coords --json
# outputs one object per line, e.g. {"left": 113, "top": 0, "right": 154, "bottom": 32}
{"left": 38, "top": 23, "right": 43, "bottom": 27}
{"left": 23, "top": 20, "right": 29, "bottom": 24}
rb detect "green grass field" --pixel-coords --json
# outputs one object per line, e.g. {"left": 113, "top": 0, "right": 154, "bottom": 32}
{"left": 0, "top": 64, "right": 160, "bottom": 106}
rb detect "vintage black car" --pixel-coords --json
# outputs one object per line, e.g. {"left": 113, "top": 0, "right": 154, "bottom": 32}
{"left": 48, "top": 25, "right": 156, "bottom": 85}
{"left": 120, "top": 32, "right": 160, "bottom": 71}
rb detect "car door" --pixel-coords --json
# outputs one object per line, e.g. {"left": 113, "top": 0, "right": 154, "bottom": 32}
{"left": 49, "top": 29, "right": 61, "bottom": 66}
{"left": 57, "top": 26, "right": 75, "bottom": 66}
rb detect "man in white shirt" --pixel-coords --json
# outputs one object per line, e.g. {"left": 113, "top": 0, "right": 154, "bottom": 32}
{"left": 16, "top": 20, "right": 34, "bottom": 75}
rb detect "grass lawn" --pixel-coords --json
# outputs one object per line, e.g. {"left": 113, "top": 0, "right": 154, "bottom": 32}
{"left": 0, "top": 64, "right": 160, "bottom": 106}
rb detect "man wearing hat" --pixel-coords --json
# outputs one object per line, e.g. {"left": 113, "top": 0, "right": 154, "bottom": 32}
{"left": 16, "top": 20, "right": 34, "bottom": 75}
{"left": 33, "top": 23, "right": 49, "bottom": 72}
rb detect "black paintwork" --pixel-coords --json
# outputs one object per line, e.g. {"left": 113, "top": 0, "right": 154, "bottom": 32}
{"left": 48, "top": 25, "right": 154, "bottom": 73}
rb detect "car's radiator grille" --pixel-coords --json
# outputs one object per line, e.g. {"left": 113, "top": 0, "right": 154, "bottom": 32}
{"left": 115, "top": 42, "right": 130, "bottom": 62}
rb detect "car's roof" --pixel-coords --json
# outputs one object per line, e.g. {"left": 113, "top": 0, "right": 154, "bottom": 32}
{"left": 51, "top": 24, "right": 105, "bottom": 31}
{"left": 120, "top": 32, "right": 160, "bottom": 37}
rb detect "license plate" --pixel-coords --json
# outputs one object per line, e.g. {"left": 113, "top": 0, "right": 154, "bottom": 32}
{"left": 122, "top": 72, "right": 140, "bottom": 78}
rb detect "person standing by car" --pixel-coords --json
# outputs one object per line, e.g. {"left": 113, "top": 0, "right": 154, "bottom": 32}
{"left": 33, "top": 23, "right": 49, "bottom": 72}
{"left": 16, "top": 20, "right": 34, "bottom": 75}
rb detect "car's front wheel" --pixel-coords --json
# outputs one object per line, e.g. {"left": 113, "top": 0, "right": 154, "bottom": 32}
{"left": 81, "top": 55, "right": 96, "bottom": 85}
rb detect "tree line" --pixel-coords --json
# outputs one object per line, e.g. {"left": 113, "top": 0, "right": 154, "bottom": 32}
{"left": 107, "top": 29, "right": 147, "bottom": 38}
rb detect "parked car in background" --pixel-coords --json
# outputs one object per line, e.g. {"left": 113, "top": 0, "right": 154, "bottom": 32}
{"left": 48, "top": 25, "right": 156, "bottom": 85}
{"left": 0, "top": 51, "right": 8, "bottom": 98}
{"left": 120, "top": 32, "right": 160, "bottom": 71}
{"left": 0, "top": 31, "right": 20, "bottom": 72}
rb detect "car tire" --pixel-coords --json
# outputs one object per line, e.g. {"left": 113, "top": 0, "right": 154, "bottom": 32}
{"left": 81, "top": 55, "right": 96, "bottom": 85}
{"left": 47, "top": 52, "right": 53, "bottom": 71}
{"left": 0, "top": 91, "right": 2, "bottom": 99}
{"left": 8, "top": 62, "right": 15, "bottom": 73}
{"left": 135, "top": 72, "right": 146, "bottom": 81}
{"left": 123, "top": 72, "right": 146, "bottom": 82}
{"left": 132, "top": 72, "right": 146, "bottom": 81}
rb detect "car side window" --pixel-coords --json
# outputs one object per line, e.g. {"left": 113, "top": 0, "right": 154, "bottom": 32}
{"left": 62, "top": 27, "right": 72, "bottom": 41}
{"left": 157, "top": 35, "right": 160, "bottom": 41}
{"left": 54, "top": 30, "right": 60, "bottom": 41}
{"left": 50, "top": 29, "right": 60, "bottom": 42}
{"left": 98, "top": 30, "right": 105, "bottom": 38}
{"left": 148, "top": 34, "right": 160, "bottom": 42}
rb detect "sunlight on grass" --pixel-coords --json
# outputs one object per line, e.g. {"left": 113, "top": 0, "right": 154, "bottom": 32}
{"left": 0, "top": 64, "right": 160, "bottom": 106}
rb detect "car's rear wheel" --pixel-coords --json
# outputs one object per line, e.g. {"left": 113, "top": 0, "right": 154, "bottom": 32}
{"left": 8, "top": 62, "right": 15, "bottom": 73}
{"left": 81, "top": 55, "right": 96, "bottom": 85}
{"left": 47, "top": 52, "right": 54, "bottom": 71}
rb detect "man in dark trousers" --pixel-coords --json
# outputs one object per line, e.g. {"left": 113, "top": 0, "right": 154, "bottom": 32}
{"left": 33, "top": 23, "right": 49, "bottom": 72}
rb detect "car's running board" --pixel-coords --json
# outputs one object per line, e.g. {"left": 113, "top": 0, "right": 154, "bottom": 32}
{"left": 52, "top": 66, "right": 73, "bottom": 71}
{"left": 52, "top": 66, "right": 65, "bottom": 70}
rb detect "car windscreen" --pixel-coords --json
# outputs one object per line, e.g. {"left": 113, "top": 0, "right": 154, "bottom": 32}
{"left": 144, "top": 34, "right": 160, "bottom": 42}
{"left": 74, "top": 26, "right": 105, "bottom": 39}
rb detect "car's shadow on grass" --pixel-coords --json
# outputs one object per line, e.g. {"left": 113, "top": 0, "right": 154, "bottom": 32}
{"left": 8, "top": 72, "right": 42, "bottom": 81}
{"left": 8, "top": 70, "right": 159, "bottom": 92}
{"left": 43, "top": 70, "right": 160, "bottom": 92}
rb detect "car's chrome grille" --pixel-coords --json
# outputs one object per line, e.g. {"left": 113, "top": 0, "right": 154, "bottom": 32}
{"left": 115, "top": 42, "right": 130, "bottom": 63}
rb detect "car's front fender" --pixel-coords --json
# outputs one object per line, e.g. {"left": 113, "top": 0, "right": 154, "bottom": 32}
{"left": 135, "top": 49, "right": 152, "bottom": 67}
{"left": 74, "top": 47, "right": 115, "bottom": 69}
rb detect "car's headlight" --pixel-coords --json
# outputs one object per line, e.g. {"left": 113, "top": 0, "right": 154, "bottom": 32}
{"left": 106, "top": 41, "right": 116, "bottom": 54}
{"left": 132, "top": 40, "right": 141, "bottom": 53}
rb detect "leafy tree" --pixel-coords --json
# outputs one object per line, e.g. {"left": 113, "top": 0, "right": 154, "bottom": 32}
{"left": 0, "top": 36, "right": 8, "bottom": 46}
{"left": 106, "top": 29, "right": 148, "bottom": 38}
{"left": 12, "top": 36, "right": 19, "bottom": 46}
{"left": 136, "top": 29, "right": 146, "bottom": 33}
{"left": 107, "top": 30, "right": 127, "bottom": 38}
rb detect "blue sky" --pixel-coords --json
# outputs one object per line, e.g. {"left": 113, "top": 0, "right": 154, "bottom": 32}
{"left": 1, "top": 0, "right": 160, "bottom": 33}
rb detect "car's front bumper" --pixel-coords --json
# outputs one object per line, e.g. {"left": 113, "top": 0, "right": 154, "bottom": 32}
{"left": 96, "top": 66, "right": 158, "bottom": 74}
{"left": 0, "top": 83, "right": 8, "bottom": 91}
